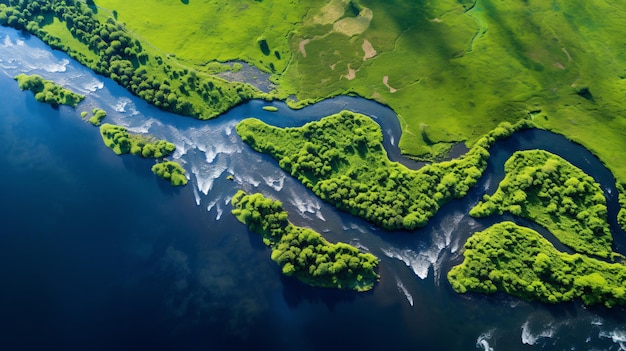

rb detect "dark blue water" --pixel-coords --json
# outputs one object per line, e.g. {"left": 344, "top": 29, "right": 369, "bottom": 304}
{"left": 2, "top": 26, "right": 626, "bottom": 351}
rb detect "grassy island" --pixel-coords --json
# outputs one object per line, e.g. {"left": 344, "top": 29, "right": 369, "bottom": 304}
{"left": 231, "top": 191, "right": 380, "bottom": 291}
{"left": 14, "top": 73, "right": 84, "bottom": 108}
{"left": 99, "top": 123, "right": 175, "bottom": 158}
{"left": 87, "top": 108, "right": 107, "bottom": 126}
{"left": 470, "top": 150, "right": 613, "bottom": 258}
{"left": 151, "top": 161, "right": 188, "bottom": 187}
{"left": 237, "top": 111, "right": 532, "bottom": 231}
{"left": 448, "top": 222, "right": 626, "bottom": 308}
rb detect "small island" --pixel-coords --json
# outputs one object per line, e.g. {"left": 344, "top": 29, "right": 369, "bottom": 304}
{"left": 470, "top": 150, "right": 613, "bottom": 258}
{"left": 14, "top": 73, "right": 84, "bottom": 108}
{"left": 262, "top": 106, "right": 278, "bottom": 112}
{"left": 448, "top": 222, "right": 626, "bottom": 308}
{"left": 151, "top": 161, "right": 188, "bottom": 186}
{"left": 99, "top": 123, "right": 175, "bottom": 158}
{"left": 231, "top": 191, "right": 380, "bottom": 291}
{"left": 87, "top": 108, "right": 107, "bottom": 126}
{"left": 237, "top": 111, "right": 533, "bottom": 231}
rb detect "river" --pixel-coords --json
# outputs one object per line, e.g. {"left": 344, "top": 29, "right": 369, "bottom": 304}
{"left": 1, "top": 26, "right": 626, "bottom": 351}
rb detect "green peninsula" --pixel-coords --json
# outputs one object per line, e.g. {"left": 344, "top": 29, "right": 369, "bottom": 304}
{"left": 15, "top": 73, "right": 84, "bottom": 108}
{"left": 151, "top": 161, "right": 188, "bottom": 187}
{"left": 99, "top": 123, "right": 175, "bottom": 158}
{"left": 231, "top": 191, "right": 379, "bottom": 291}
{"left": 448, "top": 222, "right": 626, "bottom": 308}
{"left": 237, "top": 111, "right": 532, "bottom": 230}
{"left": 470, "top": 150, "right": 613, "bottom": 258}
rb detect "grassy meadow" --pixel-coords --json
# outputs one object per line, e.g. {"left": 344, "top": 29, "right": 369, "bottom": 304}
{"left": 92, "top": 0, "right": 626, "bottom": 183}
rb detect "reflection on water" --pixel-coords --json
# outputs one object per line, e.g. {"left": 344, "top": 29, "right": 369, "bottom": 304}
{"left": 1, "top": 26, "right": 626, "bottom": 351}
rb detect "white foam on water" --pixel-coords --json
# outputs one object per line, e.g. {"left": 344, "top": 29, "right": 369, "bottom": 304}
{"left": 114, "top": 98, "right": 130, "bottom": 113}
{"left": 521, "top": 320, "right": 556, "bottom": 346}
{"left": 287, "top": 187, "right": 324, "bottom": 220}
{"left": 476, "top": 330, "right": 495, "bottom": 351}
{"left": 82, "top": 78, "right": 104, "bottom": 92}
{"left": 261, "top": 172, "right": 286, "bottom": 192}
{"left": 599, "top": 329, "right": 626, "bottom": 350}
{"left": 127, "top": 119, "right": 157, "bottom": 134}
{"left": 206, "top": 199, "right": 218, "bottom": 213}
{"left": 591, "top": 317, "right": 604, "bottom": 326}
{"left": 234, "top": 172, "right": 261, "bottom": 187}
{"left": 394, "top": 276, "right": 413, "bottom": 306}
{"left": 192, "top": 157, "right": 228, "bottom": 195}
{"left": 193, "top": 186, "right": 201, "bottom": 206}
{"left": 43, "top": 58, "right": 69, "bottom": 73}
{"left": 382, "top": 247, "right": 432, "bottom": 279}
{"left": 215, "top": 203, "right": 224, "bottom": 220}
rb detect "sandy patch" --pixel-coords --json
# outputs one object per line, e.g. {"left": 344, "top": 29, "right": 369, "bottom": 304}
{"left": 561, "top": 47, "right": 573, "bottom": 61}
{"left": 330, "top": 63, "right": 337, "bottom": 70}
{"left": 313, "top": 0, "right": 346, "bottom": 25}
{"left": 383, "top": 75, "right": 397, "bottom": 93}
{"left": 362, "top": 39, "right": 376, "bottom": 61}
{"left": 299, "top": 39, "right": 311, "bottom": 57}
{"left": 334, "top": 8, "right": 373, "bottom": 36}
{"left": 343, "top": 64, "right": 356, "bottom": 80}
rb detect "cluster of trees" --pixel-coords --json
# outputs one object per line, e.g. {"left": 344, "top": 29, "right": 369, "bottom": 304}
{"left": 448, "top": 222, "right": 626, "bottom": 308}
{"left": 231, "top": 191, "right": 380, "bottom": 291}
{"left": 14, "top": 73, "right": 84, "bottom": 107}
{"left": 0, "top": 0, "right": 267, "bottom": 119}
{"left": 470, "top": 150, "right": 613, "bottom": 258}
{"left": 151, "top": 161, "right": 188, "bottom": 186}
{"left": 617, "top": 182, "right": 626, "bottom": 232}
{"left": 85, "top": 107, "right": 107, "bottom": 126}
{"left": 99, "top": 123, "right": 175, "bottom": 158}
{"left": 237, "top": 111, "right": 534, "bottom": 231}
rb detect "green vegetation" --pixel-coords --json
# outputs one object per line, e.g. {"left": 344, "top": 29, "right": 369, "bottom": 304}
{"left": 262, "top": 106, "right": 278, "bottom": 112}
{"left": 448, "top": 222, "right": 626, "bottom": 308}
{"left": 237, "top": 110, "right": 533, "bottom": 230}
{"left": 87, "top": 108, "right": 107, "bottom": 126}
{"left": 1, "top": 1, "right": 269, "bottom": 120}
{"left": 88, "top": 0, "right": 626, "bottom": 186}
{"left": 617, "top": 182, "right": 626, "bottom": 232}
{"left": 14, "top": 73, "right": 84, "bottom": 107}
{"left": 99, "top": 123, "right": 175, "bottom": 158}
{"left": 151, "top": 161, "right": 187, "bottom": 187}
{"left": 470, "top": 150, "right": 613, "bottom": 258}
{"left": 231, "top": 191, "right": 379, "bottom": 291}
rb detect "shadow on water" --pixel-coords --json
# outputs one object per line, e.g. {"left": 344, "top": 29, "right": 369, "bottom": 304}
{"left": 280, "top": 274, "right": 365, "bottom": 310}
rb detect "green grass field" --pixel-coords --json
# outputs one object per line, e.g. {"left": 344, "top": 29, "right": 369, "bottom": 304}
{"left": 92, "top": 0, "right": 626, "bottom": 184}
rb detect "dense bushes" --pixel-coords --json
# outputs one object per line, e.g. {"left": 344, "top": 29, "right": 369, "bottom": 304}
{"left": 448, "top": 222, "right": 626, "bottom": 308}
{"left": 237, "top": 111, "right": 533, "bottom": 231}
{"left": 87, "top": 107, "right": 107, "bottom": 126}
{"left": 617, "top": 182, "right": 626, "bottom": 232}
{"left": 1, "top": 0, "right": 266, "bottom": 119}
{"left": 470, "top": 150, "right": 612, "bottom": 257}
{"left": 99, "top": 123, "right": 175, "bottom": 158}
{"left": 14, "top": 73, "right": 84, "bottom": 107}
{"left": 151, "top": 161, "right": 188, "bottom": 186}
{"left": 231, "top": 191, "right": 380, "bottom": 291}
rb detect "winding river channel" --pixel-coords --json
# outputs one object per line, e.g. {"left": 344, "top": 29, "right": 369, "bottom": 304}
{"left": 2, "top": 26, "right": 626, "bottom": 351}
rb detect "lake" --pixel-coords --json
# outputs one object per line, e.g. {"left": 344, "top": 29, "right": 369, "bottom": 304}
{"left": 1, "top": 26, "right": 626, "bottom": 351}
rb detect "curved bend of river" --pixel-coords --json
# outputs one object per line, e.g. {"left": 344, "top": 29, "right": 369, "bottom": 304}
{"left": 1, "top": 26, "right": 626, "bottom": 351}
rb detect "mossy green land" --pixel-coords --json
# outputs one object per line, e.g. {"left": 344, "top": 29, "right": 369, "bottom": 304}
{"left": 99, "top": 123, "right": 175, "bottom": 158}
{"left": 92, "top": 0, "right": 626, "bottom": 184}
{"left": 470, "top": 150, "right": 613, "bottom": 258}
{"left": 151, "top": 161, "right": 188, "bottom": 187}
{"left": 14, "top": 73, "right": 84, "bottom": 107}
{"left": 617, "top": 182, "right": 626, "bottom": 232}
{"left": 1, "top": 1, "right": 269, "bottom": 120}
{"left": 237, "top": 111, "right": 532, "bottom": 231}
{"left": 231, "top": 191, "right": 380, "bottom": 291}
{"left": 87, "top": 108, "right": 107, "bottom": 126}
{"left": 448, "top": 222, "right": 626, "bottom": 308}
